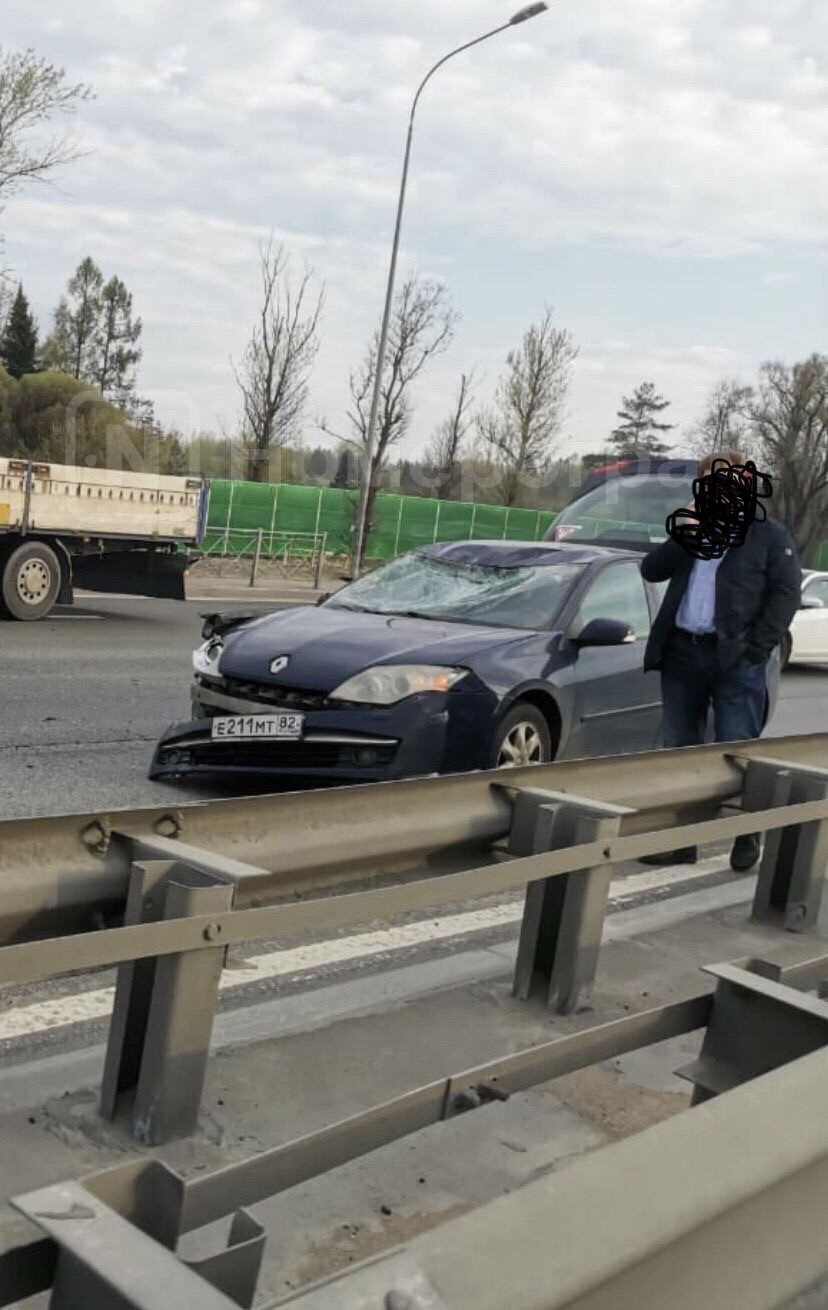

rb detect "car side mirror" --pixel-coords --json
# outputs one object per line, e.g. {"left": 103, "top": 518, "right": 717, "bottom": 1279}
{"left": 800, "top": 595, "right": 823, "bottom": 610}
{"left": 572, "top": 617, "right": 636, "bottom": 647}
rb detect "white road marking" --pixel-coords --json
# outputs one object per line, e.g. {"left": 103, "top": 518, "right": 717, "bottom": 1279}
{"left": 0, "top": 858, "right": 729, "bottom": 1043}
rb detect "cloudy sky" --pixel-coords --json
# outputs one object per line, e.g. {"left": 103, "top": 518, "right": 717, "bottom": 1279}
{"left": 2, "top": 0, "right": 827, "bottom": 459}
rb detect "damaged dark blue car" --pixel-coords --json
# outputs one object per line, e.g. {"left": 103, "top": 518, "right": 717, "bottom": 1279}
{"left": 149, "top": 539, "right": 777, "bottom": 786}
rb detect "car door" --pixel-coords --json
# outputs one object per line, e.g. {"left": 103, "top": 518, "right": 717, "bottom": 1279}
{"left": 566, "top": 561, "right": 662, "bottom": 758}
{"left": 791, "top": 577, "right": 828, "bottom": 662}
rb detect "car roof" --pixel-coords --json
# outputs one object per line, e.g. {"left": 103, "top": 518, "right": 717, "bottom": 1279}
{"left": 418, "top": 540, "right": 639, "bottom": 568}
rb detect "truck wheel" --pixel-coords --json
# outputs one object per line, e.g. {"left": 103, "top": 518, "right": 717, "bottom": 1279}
{"left": 0, "top": 541, "right": 61, "bottom": 620}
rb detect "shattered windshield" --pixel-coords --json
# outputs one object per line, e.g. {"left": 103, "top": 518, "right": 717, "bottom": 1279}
{"left": 325, "top": 551, "right": 583, "bottom": 630}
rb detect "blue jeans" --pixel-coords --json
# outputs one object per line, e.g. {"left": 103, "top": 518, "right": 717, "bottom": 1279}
{"left": 661, "top": 631, "right": 767, "bottom": 748}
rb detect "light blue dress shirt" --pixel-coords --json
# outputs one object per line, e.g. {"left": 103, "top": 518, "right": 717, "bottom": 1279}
{"left": 675, "top": 552, "right": 727, "bottom": 634}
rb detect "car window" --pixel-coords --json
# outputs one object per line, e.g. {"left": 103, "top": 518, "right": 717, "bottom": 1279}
{"left": 550, "top": 474, "right": 695, "bottom": 545}
{"left": 804, "top": 578, "right": 828, "bottom": 606}
{"left": 577, "top": 563, "right": 652, "bottom": 638}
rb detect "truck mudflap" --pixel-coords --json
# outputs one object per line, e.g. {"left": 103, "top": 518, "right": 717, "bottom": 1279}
{"left": 72, "top": 550, "right": 190, "bottom": 601}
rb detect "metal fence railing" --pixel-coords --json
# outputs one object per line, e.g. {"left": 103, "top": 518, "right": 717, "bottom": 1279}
{"left": 0, "top": 733, "right": 826, "bottom": 1141}
{"left": 0, "top": 735, "right": 827, "bottom": 1305}
{"left": 189, "top": 528, "right": 327, "bottom": 588}
{"left": 2, "top": 952, "right": 826, "bottom": 1308}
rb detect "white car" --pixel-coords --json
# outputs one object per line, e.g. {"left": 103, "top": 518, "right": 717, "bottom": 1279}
{"left": 784, "top": 570, "right": 828, "bottom": 668}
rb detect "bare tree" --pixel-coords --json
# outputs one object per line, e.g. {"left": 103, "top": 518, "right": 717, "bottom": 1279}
{"left": 321, "top": 276, "right": 457, "bottom": 566}
{"left": 478, "top": 308, "right": 577, "bottom": 507}
{"left": 425, "top": 370, "right": 476, "bottom": 500}
{"left": 234, "top": 240, "right": 325, "bottom": 482}
{"left": 0, "top": 49, "right": 92, "bottom": 207}
{"left": 689, "top": 378, "right": 753, "bottom": 458}
{"left": 747, "top": 355, "right": 828, "bottom": 565}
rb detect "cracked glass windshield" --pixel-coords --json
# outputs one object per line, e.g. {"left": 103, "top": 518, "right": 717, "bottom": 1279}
{"left": 326, "top": 551, "right": 584, "bottom": 629}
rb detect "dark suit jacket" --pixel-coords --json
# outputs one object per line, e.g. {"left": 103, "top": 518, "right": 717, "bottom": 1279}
{"left": 640, "top": 518, "right": 801, "bottom": 672}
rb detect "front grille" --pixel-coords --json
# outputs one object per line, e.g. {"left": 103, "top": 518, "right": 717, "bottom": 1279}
{"left": 183, "top": 741, "right": 398, "bottom": 771}
{"left": 200, "top": 675, "right": 330, "bottom": 711}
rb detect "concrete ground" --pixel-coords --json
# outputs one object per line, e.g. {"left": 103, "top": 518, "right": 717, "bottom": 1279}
{"left": 0, "top": 877, "right": 823, "bottom": 1307}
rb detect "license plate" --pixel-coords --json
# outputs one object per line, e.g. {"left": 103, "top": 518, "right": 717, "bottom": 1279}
{"left": 211, "top": 713, "right": 304, "bottom": 740}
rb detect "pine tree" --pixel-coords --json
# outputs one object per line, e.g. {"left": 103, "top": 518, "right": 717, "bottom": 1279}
{"left": 95, "top": 276, "right": 142, "bottom": 401}
{"left": 0, "top": 285, "right": 38, "bottom": 378}
{"left": 609, "top": 382, "right": 674, "bottom": 458}
{"left": 43, "top": 257, "right": 104, "bottom": 378}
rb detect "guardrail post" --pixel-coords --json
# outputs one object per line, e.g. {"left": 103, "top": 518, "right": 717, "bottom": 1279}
{"left": 738, "top": 757, "right": 828, "bottom": 931}
{"left": 676, "top": 962, "right": 828, "bottom": 1105}
{"left": 507, "top": 789, "right": 635, "bottom": 1014}
{"left": 249, "top": 527, "right": 263, "bottom": 588}
{"left": 100, "top": 860, "right": 235, "bottom": 1145}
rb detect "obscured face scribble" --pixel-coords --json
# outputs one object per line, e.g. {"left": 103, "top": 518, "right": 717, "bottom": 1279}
{"left": 666, "top": 459, "right": 773, "bottom": 561}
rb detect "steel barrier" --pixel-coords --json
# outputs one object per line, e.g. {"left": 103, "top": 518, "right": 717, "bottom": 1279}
{"left": 2, "top": 732, "right": 828, "bottom": 943}
{"left": 0, "top": 736, "right": 827, "bottom": 1146}
{"left": 1, "top": 952, "right": 826, "bottom": 1309}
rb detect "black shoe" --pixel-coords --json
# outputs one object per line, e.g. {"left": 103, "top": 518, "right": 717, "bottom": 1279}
{"left": 731, "top": 833, "right": 761, "bottom": 872}
{"left": 639, "top": 846, "right": 697, "bottom": 867}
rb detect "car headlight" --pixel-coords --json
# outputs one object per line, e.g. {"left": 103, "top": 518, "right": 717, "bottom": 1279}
{"left": 193, "top": 637, "right": 224, "bottom": 678}
{"left": 330, "top": 665, "right": 468, "bottom": 706}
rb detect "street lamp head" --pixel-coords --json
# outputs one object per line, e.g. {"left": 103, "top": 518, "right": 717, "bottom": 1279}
{"left": 510, "top": 2, "right": 549, "bottom": 23}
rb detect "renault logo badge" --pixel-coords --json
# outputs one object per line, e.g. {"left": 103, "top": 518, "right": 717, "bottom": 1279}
{"left": 270, "top": 656, "right": 289, "bottom": 674}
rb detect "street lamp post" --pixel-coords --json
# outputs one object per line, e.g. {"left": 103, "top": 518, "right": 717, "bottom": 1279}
{"left": 351, "top": 2, "right": 549, "bottom": 578}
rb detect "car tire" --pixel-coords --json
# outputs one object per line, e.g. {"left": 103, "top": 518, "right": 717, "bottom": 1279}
{"left": 0, "top": 541, "right": 61, "bottom": 620}
{"left": 488, "top": 702, "right": 553, "bottom": 770}
{"left": 781, "top": 632, "right": 792, "bottom": 671}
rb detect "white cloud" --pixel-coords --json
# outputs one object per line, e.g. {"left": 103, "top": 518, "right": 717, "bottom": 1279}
{"left": 1, "top": 0, "right": 825, "bottom": 456}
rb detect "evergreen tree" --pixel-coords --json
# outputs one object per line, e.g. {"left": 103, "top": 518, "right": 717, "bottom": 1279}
{"left": 43, "top": 257, "right": 104, "bottom": 378}
{"left": 609, "top": 382, "right": 674, "bottom": 458}
{"left": 0, "top": 285, "right": 38, "bottom": 378}
{"left": 95, "top": 276, "right": 142, "bottom": 401}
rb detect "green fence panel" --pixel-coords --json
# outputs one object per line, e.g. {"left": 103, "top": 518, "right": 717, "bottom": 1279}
{"left": 435, "top": 501, "right": 476, "bottom": 542}
{"left": 318, "top": 487, "right": 356, "bottom": 555}
{"left": 205, "top": 479, "right": 557, "bottom": 561}
{"left": 398, "top": 497, "right": 439, "bottom": 553}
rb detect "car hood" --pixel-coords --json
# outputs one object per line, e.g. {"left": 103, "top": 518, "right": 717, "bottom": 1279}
{"left": 217, "top": 606, "right": 538, "bottom": 691}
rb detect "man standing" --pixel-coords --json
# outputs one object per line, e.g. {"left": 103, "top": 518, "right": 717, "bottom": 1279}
{"left": 639, "top": 449, "right": 801, "bottom": 871}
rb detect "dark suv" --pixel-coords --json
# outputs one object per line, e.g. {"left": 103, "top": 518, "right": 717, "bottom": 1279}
{"left": 546, "top": 458, "right": 699, "bottom": 552}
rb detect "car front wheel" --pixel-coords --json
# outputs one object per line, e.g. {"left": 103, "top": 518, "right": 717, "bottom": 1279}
{"left": 489, "top": 702, "right": 552, "bottom": 769}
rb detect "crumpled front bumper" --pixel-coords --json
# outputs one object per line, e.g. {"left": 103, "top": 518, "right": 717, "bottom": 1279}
{"left": 148, "top": 699, "right": 450, "bottom": 783}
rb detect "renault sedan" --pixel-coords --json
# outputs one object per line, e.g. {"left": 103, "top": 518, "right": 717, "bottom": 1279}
{"left": 149, "top": 540, "right": 775, "bottom": 784}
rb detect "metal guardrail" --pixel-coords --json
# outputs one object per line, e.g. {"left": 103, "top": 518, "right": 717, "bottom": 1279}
{"left": 189, "top": 528, "right": 326, "bottom": 588}
{"left": 0, "top": 735, "right": 827, "bottom": 1149}
{"left": 2, "top": 732, "right": 828, "bottom": 943}
{"left": 1, "top": 952, "right": 826, "bottom": 1309}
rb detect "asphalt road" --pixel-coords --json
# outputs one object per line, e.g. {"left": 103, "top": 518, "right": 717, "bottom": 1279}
{"left": 2, "top": 594, "right": 828, "bottom": 820}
